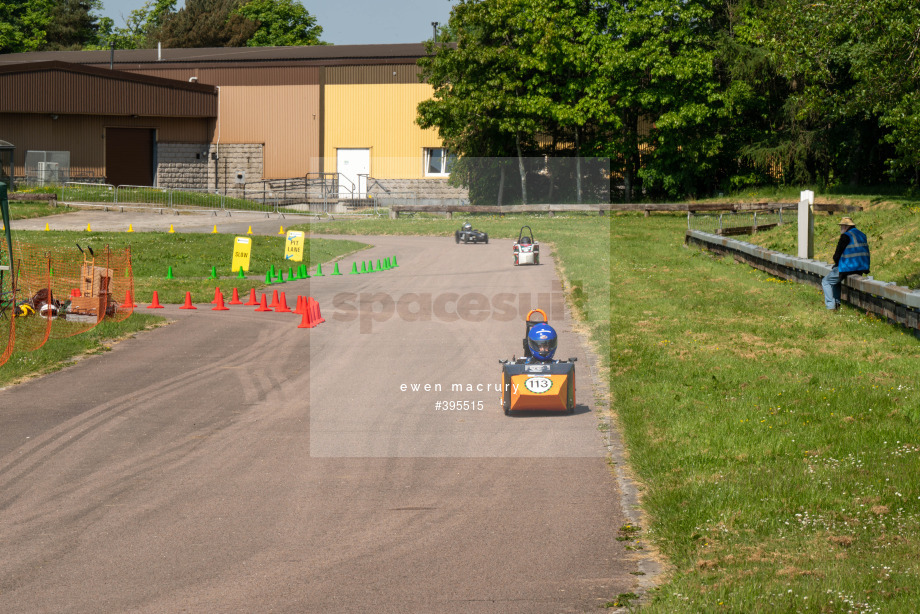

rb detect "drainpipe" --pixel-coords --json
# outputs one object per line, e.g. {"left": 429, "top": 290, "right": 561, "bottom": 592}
{"left": 214, "top": 86, "right": 221, "bottom": 193}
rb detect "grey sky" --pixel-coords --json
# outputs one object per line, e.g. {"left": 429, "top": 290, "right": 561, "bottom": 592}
{"left": 98, "top": 0, "right": 456, "bottom": 46}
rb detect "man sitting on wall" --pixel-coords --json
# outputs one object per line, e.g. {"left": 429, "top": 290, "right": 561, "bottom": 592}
{"left": 821, "top": 217, "right": 870, "bottom": 310}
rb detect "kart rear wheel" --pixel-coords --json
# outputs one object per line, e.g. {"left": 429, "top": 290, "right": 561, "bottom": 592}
{"left": 455, "top": 231, "right": 460, "bottom": 244}
{"left": 484, "top": 233, "right": 489, "bottom": 244}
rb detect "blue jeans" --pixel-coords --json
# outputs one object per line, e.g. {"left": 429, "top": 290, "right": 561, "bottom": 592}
{"left": 822, "top": 266, "right": 841, "bottom": 309}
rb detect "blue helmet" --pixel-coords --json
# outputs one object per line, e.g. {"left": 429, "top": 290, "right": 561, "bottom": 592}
{"left": 528, "top": 323, "right": 557, "bottom": 360}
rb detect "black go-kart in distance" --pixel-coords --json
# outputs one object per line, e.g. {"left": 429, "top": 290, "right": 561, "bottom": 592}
{"left": 455, "top": 223, "right": 488, "bottom": 244}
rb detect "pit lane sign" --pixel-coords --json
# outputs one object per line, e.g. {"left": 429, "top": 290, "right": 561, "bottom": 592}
{"left": 284, "top": 230, "right": 305, "bottom": 262}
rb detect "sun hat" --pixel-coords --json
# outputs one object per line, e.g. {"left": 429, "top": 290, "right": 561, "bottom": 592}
{"left": 839, "top": 217, "right": 855, "bottom": 226}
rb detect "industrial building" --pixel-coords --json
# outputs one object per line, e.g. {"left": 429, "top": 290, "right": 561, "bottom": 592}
{"left": 0, "top": 44, "right": 462, "bottom": 200}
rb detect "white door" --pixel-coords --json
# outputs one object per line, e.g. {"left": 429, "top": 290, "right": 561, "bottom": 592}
{"left": 336, "top": 148, "right": 370, "bottom": 198}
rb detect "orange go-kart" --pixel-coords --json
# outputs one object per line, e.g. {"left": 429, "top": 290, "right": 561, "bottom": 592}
{"left": 499, "top": 309, "right": 576, "bottom": 415}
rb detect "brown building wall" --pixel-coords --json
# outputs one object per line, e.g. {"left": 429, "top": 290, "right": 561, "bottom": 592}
{"left": 127, "top": 66, "right": 321, "bottom": 179}
{"left": 0, "top": 113, "right": 212, "bottom": 180}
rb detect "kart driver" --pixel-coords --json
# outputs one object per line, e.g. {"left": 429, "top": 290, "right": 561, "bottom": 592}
{"left": 463, "top": 223, "right": 472, "bottom": 232}
{"left": 526, "top": 323, "right": 558, "bottom": 363}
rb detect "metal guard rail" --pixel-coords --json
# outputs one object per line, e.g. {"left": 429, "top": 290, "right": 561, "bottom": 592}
{"left": 685, "top": 229, "right": 920, "bottom": 335}
{"left": 60, "top": 182, "right": 382, "bottom": 216}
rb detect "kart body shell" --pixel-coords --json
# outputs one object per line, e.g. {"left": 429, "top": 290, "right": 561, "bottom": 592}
{"left": 500, "top": 309, "right": 575, "bottom": 414}
{"left": 513, "top": 226, "right": 539, "bottom": 265}
{"left": 455, "top": 227, "right": 488, "bottom": 244}
{"left": 501, "top": 361, "right": 575, "bottom": 414}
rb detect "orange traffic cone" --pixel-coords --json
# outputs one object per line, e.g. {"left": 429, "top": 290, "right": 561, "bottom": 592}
{"left": 147, "top": 290, "right": 165, "bottom": 309}
{"left": 269, "top": 289, "right": 280, "bottom": 309}
{"left": 212, "top": 289, "right": 229, "bottom": 311}
{"left": 293, "top": 295, "right": 304, "bottom": 314}
{"left": 312, "top": 297, "right": 325, "bottom": 324}
{"left": 211, "top": 286, "right": 222, "bottom": 304}
{"left": 124, "top": 289, "right": 137, "bottom": 308}
{"left": 276, "top": 291, "right": 292, "bottom": 313}
{"left": 180, "top": 291, "right": 196, "bottom": 309}
{"left": 255, "top": 293, "right": 272, "bottom": 312}
{"left": 298, "top": 300, "right": 316, "bottom": 328}
{"left": 244, "top": 288, "right": 258, "bottom": 305}
{"left": 229, "top": 287, "right": 243, "bottom": 305}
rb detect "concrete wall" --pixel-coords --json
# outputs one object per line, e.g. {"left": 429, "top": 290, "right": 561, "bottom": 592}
{"left": 210, "top": 143, "right": 263, "bottom": 196}
{"left": 155, "top": 142, "right": 263, "bottom": 195}
{"left": 156, "top": 142, "right": 209, "bottom": 190}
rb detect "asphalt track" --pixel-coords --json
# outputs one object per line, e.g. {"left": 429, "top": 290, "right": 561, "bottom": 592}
{"left": 0, "top": 211, "right": 637, "bottom": 613}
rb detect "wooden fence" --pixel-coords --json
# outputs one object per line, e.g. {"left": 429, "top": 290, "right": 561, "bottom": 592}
{"left": 388, "top": 201, "right": 862, "bottom": 219}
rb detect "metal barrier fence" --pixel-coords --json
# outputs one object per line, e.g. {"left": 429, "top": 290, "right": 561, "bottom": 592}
{"left": 61, "top": 182, "right": 383, "bottom": 216}
{"left": 687, "top": 210, "right": 788, "bottom": 235}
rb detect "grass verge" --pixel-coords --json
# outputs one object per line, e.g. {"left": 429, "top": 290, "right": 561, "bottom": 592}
{"left": 0, "top": 314, "right": 164, "bottom": 387}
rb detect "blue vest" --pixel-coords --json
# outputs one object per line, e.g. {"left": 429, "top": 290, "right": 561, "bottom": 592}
{"left": 839, "top": 227, "right": 870, "bottom": 273}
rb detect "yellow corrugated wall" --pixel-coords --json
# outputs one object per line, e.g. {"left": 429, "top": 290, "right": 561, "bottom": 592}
{"left": 323, "top": 82, "right": 443, "bottom": 179}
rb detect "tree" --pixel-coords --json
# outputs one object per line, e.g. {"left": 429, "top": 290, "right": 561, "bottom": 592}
{"left": 92, "top": 0, "right": 177, "bottom": 50}
{"left": 43, "top": 0, "right": 103, "bottom": 50}
{"left": 234, "top": 0, "right": 325, "bottom": 47}
{"left": 601, "top": 0, "right": 737, "bottom": 200}
{"left": 157, "top": 0, "right": 257, "bottom": 48}
{"left": 0, "top": 0, "right": 106, "bottom": 53}
{"left": 0, "top": 0, "right": 54, "bottom": 54}
{"left": 756, "top": 0, "right": 920, "bottom": 185}
{"left": 418, "top": 0, "right": 612, "bottom": 204}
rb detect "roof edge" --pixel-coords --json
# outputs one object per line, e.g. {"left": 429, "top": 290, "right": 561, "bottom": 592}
{"left": 0, "top": 61, "right": 218, "bottom": 94}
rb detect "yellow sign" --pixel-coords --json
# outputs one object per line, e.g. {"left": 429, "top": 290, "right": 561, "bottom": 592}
{"left": 231, "top": 236, "right": 252, "bottom": 272}
{"left": 284, "top": 230, "right": 305, "bottom": 262}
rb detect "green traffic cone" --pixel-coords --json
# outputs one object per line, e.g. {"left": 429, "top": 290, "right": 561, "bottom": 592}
{"left": 238, "top": 266, "right": 246, "bottom": 278}
{"left": 370, "top": 260, "right": 376, "bottom": 273}
{"left": 315, "top": 263, "right": 324, "bottom": 277}
{"left": 289, "top": 266, "right": 296, "bottom": 280}
{"left": 376, "top": 259, "right": 382, "bottom": 271}
{"left": 208, "top": 265, "right": 217, "bottom": 280}
{"left": 278, "top": 269, "right": 285, "bottom": 283}
{"left": 332, "top": 262, "right": 342, "bottom": 275}
{"left": 393, "top": 255, "right": 398, "bottom": 267}
{"left": 301, "top": 264, "right": 310, "bottom": 278}
{"left": 383, "top": 257, "right": 391, "bottom": 270}
{"left": 166, "top": 266, "right": 174, "bottom": 280}
{"left": 265, "top": 270, "right": 273, "bottom": 284}
{"left": 361, "top": 261, "right": 368, "bottom": 274}
{"left": 350, "top": 262, "right": 359, "bottom": 275}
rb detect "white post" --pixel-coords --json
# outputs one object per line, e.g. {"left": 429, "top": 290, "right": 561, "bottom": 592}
{"left": 798, "top": 190, "right": 814, "bottom": 259}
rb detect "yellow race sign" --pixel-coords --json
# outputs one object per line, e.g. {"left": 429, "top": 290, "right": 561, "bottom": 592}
{"left": 284, "top": 230, "right": 305, "bottom": 262}
{"left": 231, "top": 236, "right": 252, "bottom": 272}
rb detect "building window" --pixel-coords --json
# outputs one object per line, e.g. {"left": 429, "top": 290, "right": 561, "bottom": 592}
{"left": 424, "top": 148, "right": 454, "bottom": 176}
